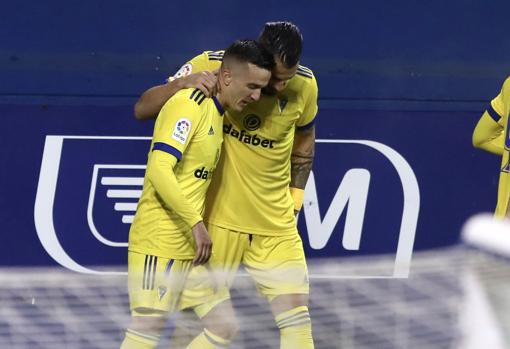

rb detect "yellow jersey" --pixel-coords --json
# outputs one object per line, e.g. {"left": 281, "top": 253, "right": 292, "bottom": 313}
{"left": 171, "top": 51, "right": 318, "bottom": 235}
{"left": 129, "top": 88, "right": 224, "bottom": 258}
{"left": 488, "top": 76, "right": 510, "bottom": 217}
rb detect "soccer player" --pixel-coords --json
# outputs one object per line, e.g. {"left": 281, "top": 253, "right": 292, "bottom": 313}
{"left": 472, "top": 76, "right": 510, "bottom": 219}
{"left": 120, "top": 39, "right": 274, "bottom": 349}
{"left": 135, "top": 22, "right": 318, "bottom": 349}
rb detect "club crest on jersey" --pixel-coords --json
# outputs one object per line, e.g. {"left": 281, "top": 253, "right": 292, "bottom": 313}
{"left": 172, "top": 63, "right": 192, "bottom": 79}
{"left": 243, "top": 114, "right": 261, "bottom": 131}
{"left": 278, "top": 97, "right": 288, "bottom": 113}
{"left": 172, "top": 118, "right": 191, "bottom": 144}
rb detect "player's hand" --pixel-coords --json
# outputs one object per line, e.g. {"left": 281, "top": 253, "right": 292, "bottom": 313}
{"left": 191, "top": 221, "right": 212, "bottom": 266}
{"left": 180, "top": 71, "right": 218, "bottom": 97}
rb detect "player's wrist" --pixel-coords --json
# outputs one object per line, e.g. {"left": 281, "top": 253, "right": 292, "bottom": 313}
{"left": 186, "top": 217, "right": 203, "bottom": 233}
{"left": 168, "top": 76, "right": 184, "bottom": 89}
{"left": 290, "top": 187, "right": 305, "bottom": 212}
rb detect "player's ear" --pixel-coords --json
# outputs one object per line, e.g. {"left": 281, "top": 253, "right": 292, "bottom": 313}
{"left": 221, "top": 68, "right": 232, "bottom": 86}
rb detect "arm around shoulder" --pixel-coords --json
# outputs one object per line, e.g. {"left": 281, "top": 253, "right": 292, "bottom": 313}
{"left": 134, "top": 79, "right": 186, "bottom": 120}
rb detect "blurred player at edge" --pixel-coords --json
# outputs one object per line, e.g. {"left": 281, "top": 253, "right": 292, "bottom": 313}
{"left": 120, "top": 40, "right": 273, "bottom": 349}
{"left": 135, "top": 22, "right": 318, "bottom": 349}
{"left": 473, "top": 76, "right": 510, "bottom": 219}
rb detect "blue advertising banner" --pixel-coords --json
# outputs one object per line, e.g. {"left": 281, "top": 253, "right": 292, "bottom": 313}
{"left": 0, "top": 104, "right": 497, "bottom": 276}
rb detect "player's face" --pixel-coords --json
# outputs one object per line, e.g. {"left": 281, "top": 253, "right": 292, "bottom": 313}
{"left": 262, "top": 57, "right": 298, "bottom": 96}
{"left": 227, "top": 62, "right": 271, "bottom": 112}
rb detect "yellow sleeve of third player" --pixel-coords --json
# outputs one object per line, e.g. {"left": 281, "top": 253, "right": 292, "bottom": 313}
{"left": 472, "top": 112, "right": 505, "bottom": 155}
{"left": 473, "top": 76, "right": 510, "bottom": 155}
{"left": 492, "top": 76, "right": 510, "bottom": 118}
{"left": 168, "top": 50, "right": 224, "bottom": 81}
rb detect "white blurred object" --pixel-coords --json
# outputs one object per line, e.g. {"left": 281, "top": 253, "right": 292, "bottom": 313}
{"left": 462, "top": 213, "right": 510, "bottom": 254}
{"left": 459, "top": 213, "right": 510, "bottom": 349}
{"left": 457, "top": 271, "right": 505, "bottom": 349}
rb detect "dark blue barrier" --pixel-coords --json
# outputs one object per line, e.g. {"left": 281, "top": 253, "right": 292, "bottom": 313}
{"left": 0, "top": 104, "right": 497, "bottom": 273}
{"left": 2, "top": 0, "right": 510, "bottom": 101}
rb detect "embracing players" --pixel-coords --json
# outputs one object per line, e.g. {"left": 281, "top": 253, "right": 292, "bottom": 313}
{"left": 120, "top": 40, "right": 274, "bottom": 349}
{"left": 135, "top": 22, "right": 318, "bottom": 348}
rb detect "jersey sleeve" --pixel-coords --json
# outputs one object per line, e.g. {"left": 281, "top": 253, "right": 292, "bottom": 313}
{"left": 146, "top": 150, "right": 203, "bottom": 228}
{"left": 147, "top": 92, "right": 205, "bottom": 228}
{"left": 491, "top": 76, "right": 510, "bottom": 120}
{"left": 296, "top": 75, "right": 319, "bottom": 129}
{"left": 151, "top": 93, "right": 203, "bottom": 161}
{"left": 473, "top": 76, "right": 510, "bottom": 155}
{"left": 472, "top": 111, "right": 505, "bottom": 155}
{"left": 168, "top": 51, "right": 223, "bottom": 81}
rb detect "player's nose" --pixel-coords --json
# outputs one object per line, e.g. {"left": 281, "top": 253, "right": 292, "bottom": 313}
{"left": 250, "top": 89, "right": 262, "bottom": 102}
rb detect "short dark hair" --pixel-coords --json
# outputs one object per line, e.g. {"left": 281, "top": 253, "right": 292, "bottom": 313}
{"left": 222, "top": 39, "right": 275, "bottom": 72}
{"left": 258, "top": 21, "right": 303, "bottom": 68}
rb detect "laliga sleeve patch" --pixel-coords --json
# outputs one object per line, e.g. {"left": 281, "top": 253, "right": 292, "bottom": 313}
{"left": 172, "top": 63, "right": 192, "bottom": 79}
{"left": 172, "top": 118, "right": 192, "bottom": 144}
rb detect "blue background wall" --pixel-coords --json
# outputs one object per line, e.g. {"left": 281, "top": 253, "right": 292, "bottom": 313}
{"left": 3, "top": 0, "right": 510, "bottom": 101}
{"left": 1, "top": 0, "right": 508, "bottom": 268}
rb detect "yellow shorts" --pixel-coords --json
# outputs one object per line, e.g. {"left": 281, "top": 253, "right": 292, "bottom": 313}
{"left": 127, "top": 251, "right": 193, "bottom": 316}
{"left": 179, "top": 224, "right": 310, "bottom": 317}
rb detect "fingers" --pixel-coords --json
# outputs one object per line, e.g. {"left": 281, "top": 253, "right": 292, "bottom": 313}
{"left": 193, "top": 238, "right": 212, "bottom": 266}
{"left": 209, "top": 83, "right": 218, "bottom": 97}
{"left": 191, "top": 222, "right": 212, "bottom": 265}
{"left": 193, "top": 246, "right": 210, "bottom": 265}
{"left": 193, "top": 245, "right": 204, "bottom": 266}
{"left": 195, "top": 83, "right": 212, "bottom": 97}
{"left": 183, "top": 72, "right": 217, "bottom": 97}
{"left": 203, "top": 239, "right": 212, "bottom": 262}
{"left": 198, "top": 72, "right": 217, "bottom": 97}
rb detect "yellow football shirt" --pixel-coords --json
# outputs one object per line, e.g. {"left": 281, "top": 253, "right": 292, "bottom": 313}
{"left": 488, "top": 76, "right": 510, "bottom": 217}
{"left": 129, "top": 88, "right": 224, "bottom": 258}
{"left": 171, "top": 51, "right": 319, "bottom": 235}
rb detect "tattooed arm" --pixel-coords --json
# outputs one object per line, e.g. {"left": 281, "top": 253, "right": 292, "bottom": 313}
{"left": 290, "top": 125, "right": 316, "bottom": 215}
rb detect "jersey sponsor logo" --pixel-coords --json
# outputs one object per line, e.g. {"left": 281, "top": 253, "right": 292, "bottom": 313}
{"left": 172, "top": 63, "right": 192, "bottom": 79}
{"left": 172, "top": 118, "right": 191, "bottom": 144}
{"left": 194, "top": 166, "right": 213, "bottom": 180}
{"left": 223, "top": 123, "right": 275, "bottom": 148}
{"left": 243, "top": 114, "right": 261, "bottom": 131}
